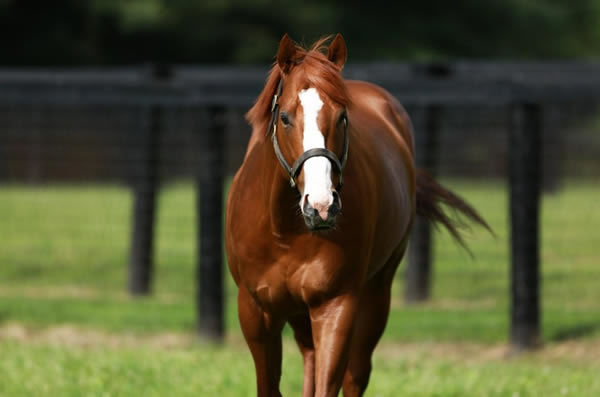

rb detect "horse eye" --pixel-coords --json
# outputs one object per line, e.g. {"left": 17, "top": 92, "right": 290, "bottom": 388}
{"left": 280, "top": 112, "right": 291, "bottom": 126}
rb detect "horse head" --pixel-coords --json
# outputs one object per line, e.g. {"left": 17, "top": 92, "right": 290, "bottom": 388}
{"left": 267, "top": 33, "right": 351, "bottom": 230}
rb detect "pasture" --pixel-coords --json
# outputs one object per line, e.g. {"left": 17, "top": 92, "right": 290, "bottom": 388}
{"left": 1, "top": 181, "right": 599, "bottom": 396}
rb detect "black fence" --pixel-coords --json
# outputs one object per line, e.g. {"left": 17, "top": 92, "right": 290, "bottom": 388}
{"left": 1, "top": 63, "right": 599, "bottom": 348}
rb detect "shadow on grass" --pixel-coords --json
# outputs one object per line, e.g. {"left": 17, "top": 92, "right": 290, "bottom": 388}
{"left": 551, "top": 323, "right": 600, "bottom": 342}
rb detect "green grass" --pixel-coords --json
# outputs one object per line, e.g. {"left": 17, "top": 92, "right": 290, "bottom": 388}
{"left": 0, "top": 339, "right": 259, "bottom": 397}
{"left": 1, "top": 337, "right": 599, "bottom": 397}
{"left": 0, "top": 180, "right": 599, "bottom": 395}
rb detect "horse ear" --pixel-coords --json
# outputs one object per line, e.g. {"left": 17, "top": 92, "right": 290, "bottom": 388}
{"left": 277, "top": 33, "right": 297, "bottom": 74}
{"left": 327, "top": 33, "right": 347, "bottom": 70}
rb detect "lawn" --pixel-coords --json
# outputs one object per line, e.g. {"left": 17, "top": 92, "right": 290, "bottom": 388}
{"left": 0, "top": 180, "right": 598, "bottom": 396}
{"left": 2, "top": 333, "right": 599, "bottom": 397}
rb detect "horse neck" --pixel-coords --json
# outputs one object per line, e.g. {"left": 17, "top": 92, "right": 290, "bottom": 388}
{"left": 257, "top": 137, "right": 302, "bottom": 236}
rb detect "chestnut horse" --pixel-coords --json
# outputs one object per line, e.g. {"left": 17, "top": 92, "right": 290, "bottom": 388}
{"left": 225, "top": 34, "right": 487, "bottom": 397}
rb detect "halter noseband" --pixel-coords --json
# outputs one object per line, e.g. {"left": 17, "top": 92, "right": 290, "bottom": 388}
{"left": 267, "top": 78, "right": 349, "bottom": 191}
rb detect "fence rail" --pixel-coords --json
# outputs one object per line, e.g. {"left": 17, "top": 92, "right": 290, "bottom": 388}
{"left": 2, "top": 62, "right": 600, "bottom": 106}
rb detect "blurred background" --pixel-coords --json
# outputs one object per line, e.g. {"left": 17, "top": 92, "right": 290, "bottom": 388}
{"left": 1, "top": 1, "right": 599, "bottom": 396}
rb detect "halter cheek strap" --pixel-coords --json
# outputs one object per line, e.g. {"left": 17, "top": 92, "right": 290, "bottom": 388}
{"left": 267, "top": 78, "right": 349, "bottom": 191}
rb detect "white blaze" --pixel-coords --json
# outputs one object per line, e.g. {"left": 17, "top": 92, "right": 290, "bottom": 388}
{"left": 298, "top": 88, "right": 333, "bottom": 216}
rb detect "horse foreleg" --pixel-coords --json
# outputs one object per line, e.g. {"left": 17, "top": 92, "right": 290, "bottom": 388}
{"left": 341, "top": 283, "right": 392, "bottom": 396}
{"left": 342, "top": 247, "right": 404, "bottom": 396}
{"left": 237, "top": 287, "right": 284, "bottom": 397}
{"left": 289, "top": 313, "right": 316, "bottom": 397}
{"left": 310, "top": 294, "right": 358, "bottom": 397}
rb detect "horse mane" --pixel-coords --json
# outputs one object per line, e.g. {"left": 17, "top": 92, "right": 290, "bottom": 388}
{"left": 246, "top": 36, "right": 351, "bottom": 135}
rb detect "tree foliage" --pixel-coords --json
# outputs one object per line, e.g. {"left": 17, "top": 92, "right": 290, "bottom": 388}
{"left": 1, "top": 0, "right": 599, "bottom": 65}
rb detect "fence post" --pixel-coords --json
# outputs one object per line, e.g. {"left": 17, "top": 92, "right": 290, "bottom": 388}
{"left": 541, "top": 104, "right": 563, "bottom": 192}
{"left": 196, "top": 105, "right": 225, "bottom": 342}
{"left": 509, "top": 103, "right": 541, "bottom": 350}
{"left": 128, "top": 104, "right": 161, "bottom": 295}
{"left": 405, "top": 104, "right": 440, "bottom": 303}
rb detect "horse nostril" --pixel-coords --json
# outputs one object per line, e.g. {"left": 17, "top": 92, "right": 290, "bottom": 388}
{"left": 303, "top": 194, "right": 310, "bottom": 212}
{"left": 332, "top": 191, "right": 340, "bottom": 206}
{"left": 329, "top": 191, "right": 341, "bottom": 216}
{"left": 303, "top": 195, "right": 318, "bottom": 218}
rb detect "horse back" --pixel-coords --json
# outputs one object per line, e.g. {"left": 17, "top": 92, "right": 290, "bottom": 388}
{"left": 346, "top": 80, "right": 414, "bottom": 156}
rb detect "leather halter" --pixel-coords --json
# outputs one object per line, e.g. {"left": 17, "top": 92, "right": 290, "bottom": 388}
{"left": 267, "top": 78, "right": 349, "bottom": 191}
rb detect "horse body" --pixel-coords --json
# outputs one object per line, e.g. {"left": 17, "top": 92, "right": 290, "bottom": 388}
{"left": 227, "top": 78, "right": 415, "bottom": 305}
{"left": 225, "top": 34, "right": 487, "bottom": 397}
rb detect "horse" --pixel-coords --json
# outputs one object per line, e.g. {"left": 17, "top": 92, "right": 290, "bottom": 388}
{"left": 225, "top": 33, "right": 488, "bottom": 397}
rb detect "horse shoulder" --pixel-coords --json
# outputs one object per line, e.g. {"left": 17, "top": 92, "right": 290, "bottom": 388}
{"left": 225, "top": 144, "right": 273, "bottom": 280}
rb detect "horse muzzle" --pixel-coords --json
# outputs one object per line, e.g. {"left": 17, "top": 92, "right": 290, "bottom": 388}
{"left": 302, "top": 191, "right": 341, "bottom": 230}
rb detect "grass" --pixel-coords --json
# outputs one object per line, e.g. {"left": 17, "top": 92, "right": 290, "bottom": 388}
{"left": 1, "top": 333, "right": 600, "bottom": 397}
{"left": 0, "top": 180, "right": 599, "bottom": 395}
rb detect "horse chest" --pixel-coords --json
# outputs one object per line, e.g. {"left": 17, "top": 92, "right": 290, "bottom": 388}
{"left": 286, "top": 258, "right": 347, "bottom": 306}
{"left": 248, "top": 266, "right": 295, "bottom": 313}
{"left": 237, "top": 243, "right": 349, "bottom": 313}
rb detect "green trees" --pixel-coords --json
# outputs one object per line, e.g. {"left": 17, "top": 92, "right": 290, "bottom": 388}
{"left": 1, "top": 0, "right": 599, "bottom": 65}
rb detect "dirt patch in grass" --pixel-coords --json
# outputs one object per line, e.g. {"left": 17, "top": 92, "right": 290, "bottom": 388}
{"left": 375, "top": 339, "right": 600, "bottom": 367}
{"left": 0, "top": 285, "right": 182, "bottom": 304}
{"left": 390, "top": 296, "right": 499, "bottom": 310}
{"left": 2, "top": 322, "right": 600, "bottom": 367}
{"left": 0, "top": 285, "right": 126, "bottom": 300}
{"left": 0, "top": 322, "right": 197, "bottom": 350}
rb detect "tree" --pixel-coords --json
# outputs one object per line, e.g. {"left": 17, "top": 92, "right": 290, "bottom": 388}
{"left": 2, "top": 0, "right": 600, "bottom": 66}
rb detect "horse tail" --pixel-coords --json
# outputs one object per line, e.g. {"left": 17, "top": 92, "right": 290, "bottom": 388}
{"left": 415, "top": 168, "right": 492, "bottom": 249}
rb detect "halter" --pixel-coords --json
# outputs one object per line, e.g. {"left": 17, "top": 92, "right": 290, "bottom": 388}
{"left": 267, "top": 78, "right": 349, "bottom": 191}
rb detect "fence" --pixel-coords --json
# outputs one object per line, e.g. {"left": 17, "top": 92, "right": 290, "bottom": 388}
{"left": 1, "top": 63, "right": 599, "bottom": 348}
